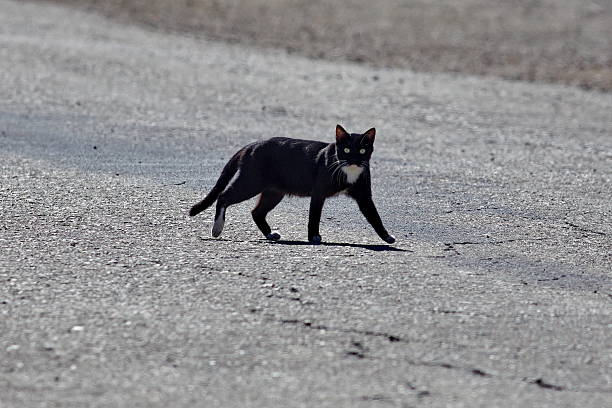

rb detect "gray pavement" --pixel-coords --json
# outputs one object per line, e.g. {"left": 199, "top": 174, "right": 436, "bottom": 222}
{"left": 0, "top": 1, "right": 611, "bottom": 407}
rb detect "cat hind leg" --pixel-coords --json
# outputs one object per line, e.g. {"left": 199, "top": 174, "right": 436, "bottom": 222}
{"left": 212, "top": 206, "right": 225, "bottom": 238}
{"left": 252, "top": 191, "right": 284, "bottom": 240}
{"left": 212, "top": 175, "right": 262, "bottom": 238}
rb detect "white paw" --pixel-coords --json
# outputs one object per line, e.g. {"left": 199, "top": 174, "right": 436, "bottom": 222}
{"left": 266, "top": 231, "right": 281, "bottom": 241}
{"left": 383, "top": 234, "right": 396, "bottom": 244}
{"left": 211, "top": 209, "right": 225, "bottom": 238}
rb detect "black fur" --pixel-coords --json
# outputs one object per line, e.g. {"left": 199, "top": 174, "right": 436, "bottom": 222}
{"left": 189, "top": 125, "right": 395, "bottom": 244}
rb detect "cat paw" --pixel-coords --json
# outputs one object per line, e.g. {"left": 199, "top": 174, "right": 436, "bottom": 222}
{"left": 266, "top": 231, "right": 281, "bottom": 241}
{"left": 211, "top": 223, "right": 223, "bottom": 238}
{"left": 383, "top": 234, "right": 396, "bottom": 244}
{"left": 211, "top": 209, "right": 225, "bottom": 238}
{"left": 309, "top": 235, "right": 322, "bottom": 245}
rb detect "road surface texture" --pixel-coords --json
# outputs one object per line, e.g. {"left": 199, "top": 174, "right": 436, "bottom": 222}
{"left": 1, "top": 1, "right": 611, "bottom": 407}
{"left": 45, "top": 0, "right": 612, "bottom": 92}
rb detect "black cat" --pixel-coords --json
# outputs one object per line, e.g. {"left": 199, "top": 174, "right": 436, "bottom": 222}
{"left": 189, "top": 125, "right": 395, "bottom": 244}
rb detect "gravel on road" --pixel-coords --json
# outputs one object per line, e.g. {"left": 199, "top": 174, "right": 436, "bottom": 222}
{"left": 1, "top": 1, "right": 611, "bottom": 407}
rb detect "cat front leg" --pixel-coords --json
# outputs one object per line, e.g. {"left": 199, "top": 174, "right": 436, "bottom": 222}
{"left": 353, "top": 195, "right": 395, "bottom": 244}
{"left": 308, "top": 196, "right": 325, "bottom": 244}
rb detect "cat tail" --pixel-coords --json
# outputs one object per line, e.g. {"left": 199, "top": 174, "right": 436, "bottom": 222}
{"left": 189, "top": 151, "right": 242, "bottom": 216}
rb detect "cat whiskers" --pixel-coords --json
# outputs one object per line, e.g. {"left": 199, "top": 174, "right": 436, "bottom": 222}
{"left": 327, "top": 159, "right": 346, "bottom": 173}
{"left": 332, "top": 163, "right": 346, "bottom": 186}
{"left": 328, "top": 159, "right": 347, "bottom": 185}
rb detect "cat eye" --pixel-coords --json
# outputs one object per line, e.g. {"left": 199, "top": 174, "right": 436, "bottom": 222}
{"left": 359, "top": 148, "right": 366, "bottom": 154}
{"left": 343, "top": 148, "right": 350, "bottom": 153}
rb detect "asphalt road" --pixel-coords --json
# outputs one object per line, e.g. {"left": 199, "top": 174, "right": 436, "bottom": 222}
{"left": 1, "top": 1, "right": 611, "bottom": 407}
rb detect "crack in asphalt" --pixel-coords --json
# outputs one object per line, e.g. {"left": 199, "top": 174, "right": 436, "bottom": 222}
{"left": 526, "top": 378, "right": 566, "bottom": 391}
{"left": 358, "top": 394, "right": 395, "bottom": 404}
{"left": 246, "top": 273, "right": 594, "bottom": 395}
{"left": 279, "top": 318, "right": 402, "bottom": 343}
{"left": 276, "top": 317, "right": 579, "bottom": 393}
{"left": 438, "top": 237, "right": 550, "bottom": 257}
{"left": 563, "top": 221, "right": 607, "bottom": 236}
{"left": 270, "top": 294, "right": 316, "bottom": 306}
{"left": 444, "top": 206, "right": 502, "bottom": 214}
{"left": 277, "top": 318, "right": 498, "bottom": 380}
{"left": 447, "top": 237, "right": 550, "bottom": 247}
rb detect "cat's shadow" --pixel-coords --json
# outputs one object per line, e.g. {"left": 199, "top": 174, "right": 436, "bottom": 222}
{"left": 198, "top": 237, "right": 409, "bottom": 252}
{"left": 269, "top": 240, "right": 409, "bottom": 252}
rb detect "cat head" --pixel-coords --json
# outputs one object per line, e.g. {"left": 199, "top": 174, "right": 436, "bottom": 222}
{"left": 335, "top": 124, "right": 375, "bottom": 165}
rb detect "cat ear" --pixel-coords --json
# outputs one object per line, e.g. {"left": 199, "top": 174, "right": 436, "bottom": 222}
{"left": 336, "top": 124, "right": 350, "bottom": 143}
{"left": 363, "top": 128, "right": 376, "bottom": 143}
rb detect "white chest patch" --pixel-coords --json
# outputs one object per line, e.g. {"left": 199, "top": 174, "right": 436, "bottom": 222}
{"left": 342, "top": 165, "right": 364, "bottom": 184}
